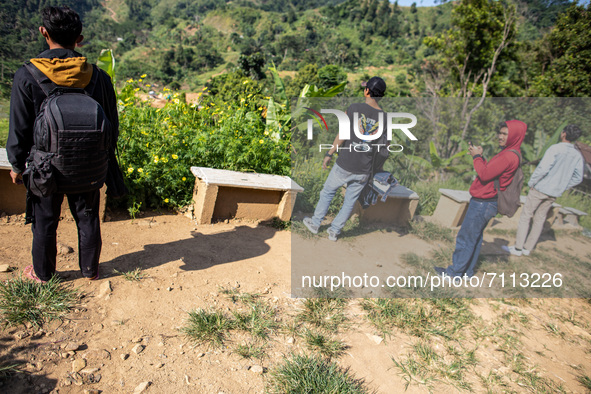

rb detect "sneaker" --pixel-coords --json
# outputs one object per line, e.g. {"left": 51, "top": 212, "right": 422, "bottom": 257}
{"left": 502, "top": 245, "right": 522, "bottom": 256}
{"left": 302, "top": 217, "right": 319, "bottom": 234}
{"left": 522, "top": 249, "right": 530, "bottom": 256}
{"left": 327, "top": 228, "right": 338, "bottom": 242}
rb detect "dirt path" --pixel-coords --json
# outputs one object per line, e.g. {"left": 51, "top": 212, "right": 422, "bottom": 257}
{"left": 0, "top": 212, "right": 590, "bottom": 393}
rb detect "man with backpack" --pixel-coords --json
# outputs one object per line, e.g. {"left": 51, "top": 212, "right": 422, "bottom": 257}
{"left": 7, "top": 6, "right": 118, "bottom": 282}
{"left": 303, "top": 77, "right": 387, "bottom": 241}
{"left": 435, "top": 120, "right": 527, "bottom": 278}
{"left": 504, "top": 124, "right": 584, "bottom": 256}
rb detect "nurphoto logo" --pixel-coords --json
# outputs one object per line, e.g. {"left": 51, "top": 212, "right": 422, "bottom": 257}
{"left": 305, "top": 107, "right": 418, "bottom": 153}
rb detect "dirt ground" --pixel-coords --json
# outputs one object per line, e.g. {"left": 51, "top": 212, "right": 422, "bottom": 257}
{"left": 0, "top": 210, "right": 590, "bottom": 393}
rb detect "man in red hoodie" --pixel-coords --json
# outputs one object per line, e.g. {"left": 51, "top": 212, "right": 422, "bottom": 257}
{"left": 435, "top": 120, "right": 527, "bottom": 278}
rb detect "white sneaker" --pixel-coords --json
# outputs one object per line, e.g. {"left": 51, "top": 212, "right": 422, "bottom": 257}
{"left": 522, "top": 248, "right": 530, "bottom": 256}
{"left": 327, "top": 228, "right": 338, "bottom": 241}
{"left": 502, "top": 245, "right": 523, "bottom": 256}
{"left": 303, "top": 217, "right": 318, "bottom": 234}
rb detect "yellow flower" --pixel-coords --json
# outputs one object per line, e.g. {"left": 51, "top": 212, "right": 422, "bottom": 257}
{"left": 154, "top": 158, "right": 159, "bottom": 163}
{"left": 242, "top": 80, "right": 249, "bottom": 84}
{"left": 182, "top": 177, "right": 186, "bottom": 181}
{"left": 138, "top": 168, "right": 144, "bottom": 173}
{"left": 264, "top": 131, "right": 269, "bottom": 135}
{"left": 140, "top": 74, "right": 147, "bottom": 78}
{"left": 164, "top": 198, "right": 169, "bottom": 203}
{"left": 146, "top": 84, "right": 151, "bottom": 88}
{"left": 127, "top": 167, "right": 134, "bottom": 173}
{"left": 172, "top": 154, "right": 179, "bottom": 160}
{"left": 163, "top": 87, "right": 170, "bottom": 92}
{"left": 259, "top": 139, "right": 264, "bottom": 144}
{"left": 134, "top": 87, "right": 140, "bottom": 92}
{"left": 126, "top": 78, "right": 134, "bottom": 83}
{"left": 174, "top": 99, "right": 180, "bottom": 104}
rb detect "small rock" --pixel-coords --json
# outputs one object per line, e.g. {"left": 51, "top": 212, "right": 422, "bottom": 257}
{"left": 197, "top": 353, "right": 205, "bottom": 358}
{"left": 14, "top": 331, "right": 29, "bottom": 340}
{"left": 131, "top": 337, "right": 143, "bottom": 343}
{"left": 61, "top": 353, "right": 70, "bottom": 359}
{"left": 250, "top": 365, "right": 264, "bottom": 374}
{"left": 366, "top": 333, "right": 383, "bottom": 345}
{"left": 156, "top": 363, "right": 164, "bottom": 368}
{"left": 243, "top": 365, "right": 251, "bottom": 371}
{"left": 58, "top": 243, "right": 74, "bottom": 255}
{"left": 134, "top": 381, "right": 151, "bottom": 393}
{"left": 72, "top": 359, "right": 86, "bottom": 373}
{"left": 84, "top": 390, "right": 100, "bottom": 394}
{"left": 132, "top": 344, "right": 145, "bottom": 354}
{"left": 81, "top": 368, "right": 99, "bottom": 374}
{"left": 167, "top": 287, "right": 172, "bottom": 291}
{"left": 120, "top": 354, "right": 129, "bottom": 361}
{"left": 286, "top": 337, "right": 295, "bottom": 344}
{"left": 0, "top": 264, "right": 11, "bottom": 272}
{"left": 98, "top": 281, "right": 112, "bottom": 298}
{"left": 62, "top": 342, "right": 81, "bottom": 352}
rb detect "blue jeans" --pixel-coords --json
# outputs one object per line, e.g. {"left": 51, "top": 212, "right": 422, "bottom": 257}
{"left": 310, "top": 163, "right": 368, "bottom": 235}
{"left": 446, "top": 198, "right": 498, "bottom": 278}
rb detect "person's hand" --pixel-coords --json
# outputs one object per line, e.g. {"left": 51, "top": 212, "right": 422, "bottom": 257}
{"left": 322, "top": 155, "right": 332, "bottom": 170}
{"left": 469, "top": 145, "right": 483, "bottom": 157}
{"left": 10, "top": 170, "right": 23, "bottom": 185}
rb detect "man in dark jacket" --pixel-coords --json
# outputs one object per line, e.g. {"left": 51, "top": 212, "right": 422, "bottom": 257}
{"left": 7, "top": 6, "right": 118, "bottom": 282}
{"left": 435, "top": 120, "right": 527, "bottom": 278}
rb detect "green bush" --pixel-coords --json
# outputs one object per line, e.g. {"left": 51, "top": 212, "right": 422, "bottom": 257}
{"left": 117, "top": 78, "right": 290, "bottom": 210}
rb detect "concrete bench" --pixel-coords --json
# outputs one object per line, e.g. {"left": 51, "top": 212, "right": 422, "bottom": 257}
{"left": 556, "top": 207, "right": 588, "bottom": 228}
{"left": 432, "top": 188, "right": 471, "bottom": 227}
{"left": 190, "top": 166, "right": 304, "bottom": 224}
{"left": 0, "top": 148, "right": 26, "bottom": 215}
{"left": 356, "top": 184, "right": 419, "bottom": 226}
{"left": 0, "top": 147, "right": 107, "bottom": 220}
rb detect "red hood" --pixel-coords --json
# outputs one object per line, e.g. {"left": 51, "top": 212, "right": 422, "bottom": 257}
{"left": 503, "top": 120, "right": 526, "bottom": 152}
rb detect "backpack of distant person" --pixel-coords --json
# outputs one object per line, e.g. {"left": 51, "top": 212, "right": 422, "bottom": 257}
{"left": 23, "top": 62, "right": 111, "bottom": 198}
{"left": 494, "top": 149, "right": 524, "bottom": 218}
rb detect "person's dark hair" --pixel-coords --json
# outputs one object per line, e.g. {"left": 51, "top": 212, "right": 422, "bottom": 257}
{"left": 363, "top": 76, "right": 387, "bottom": 102}
{"left": 563, "top": 124, "right": 582, "bottom": 142}
{"left": 42, "top": 6, "right": 82, "bottom": 47}
{"left": 498, "top": 121, "right": 508, "bottom": 130}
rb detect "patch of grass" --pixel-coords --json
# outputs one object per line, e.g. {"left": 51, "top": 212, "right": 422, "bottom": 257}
{"left": 267, "top": 354, "right": 371, "bottom": 394}
{"left": 393, "top": 340, "right": 477, "bottom": 391}
{"left": 0, "top": 276, "right": 79, "bottom": 328}
{"left": 218, "top": 286, "right": 259, "bottom": 304}
{"left": 577, "top": 374, "right": 591, "bottom": 391}
{"left": 269, "top": 217, "right": 291, "bottom": 230}
{"left": 113, "top": 267, "right": 145, "bottom": 281}
{"left": 232, "top": 300, "right": 279, "bottom": 340}
{"left": 486, "top": 228, "right": 516, "bottom": 237}
{"left": 298, "top": 296, "right": 349, "bottom": 333}
{"left": 181, "top": 308, "right": 234, "bottom": 347}
{"left": 234, "top": 342, "right": 266, "bottom": 360}
{"left": 360, "top": 298, "right": 473, "bottom": 339}
{"left": 302, "top": 329, "right": 348, "bottom": 359}
{"left": 408, "top": 220, "right": 454, "bottom": 243}
{"left": 0, "top": 118, "right": 8, "bottom": 147}
{"left": 0, "top": 363, "right": 21, "bottom": 379}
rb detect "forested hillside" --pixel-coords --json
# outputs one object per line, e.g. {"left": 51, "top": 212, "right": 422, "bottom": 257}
{"left": 1, "top": 0, "right": 587, "bottom": 98}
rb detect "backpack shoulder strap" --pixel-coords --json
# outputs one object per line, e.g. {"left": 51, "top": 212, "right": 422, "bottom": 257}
{"left": 494, "top": 149, "right": 522, "bottom": 192}
{"left": 84, "top": 65, "right": 100, "bottom": 97}
{"left": 24, "top": 62, "right": 57, "bottom": 97}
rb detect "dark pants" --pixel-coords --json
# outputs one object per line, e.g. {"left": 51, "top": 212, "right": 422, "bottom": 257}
{"left": 446, "top": 198, "right": 498, "bottom": 278}
{"left": 31, "top": 190, "right": 102, "bottom": 281}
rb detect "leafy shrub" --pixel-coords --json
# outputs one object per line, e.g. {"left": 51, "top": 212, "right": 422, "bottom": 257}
{"left": 117, "top": 78, "right": 290, "bottom": 210}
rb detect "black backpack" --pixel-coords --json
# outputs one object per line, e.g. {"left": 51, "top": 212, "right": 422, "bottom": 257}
{"left": 494, "top": 149, "right": 524, "bottom": 218}
{"left": 23, "top": 62, "right": 111, "bottom": 198}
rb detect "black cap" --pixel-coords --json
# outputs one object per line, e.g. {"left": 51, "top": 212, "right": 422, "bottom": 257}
{"left": 361, "top": 77, "right": 386, "bottom": 97}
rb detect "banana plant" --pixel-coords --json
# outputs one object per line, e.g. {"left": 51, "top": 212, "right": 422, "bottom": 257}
{"left": 97, "top": 49, "right": 116, "bottom": 86}
{"left": 521, "top": 120, "right": 568, "bottom": 165}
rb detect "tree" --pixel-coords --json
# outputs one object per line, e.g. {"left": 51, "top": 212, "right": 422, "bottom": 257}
{"left": 424, "top": 0, "right": 517, "bottom": 157}
{"left": 532, "top": 3, "right": 591, "bottom": 97}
